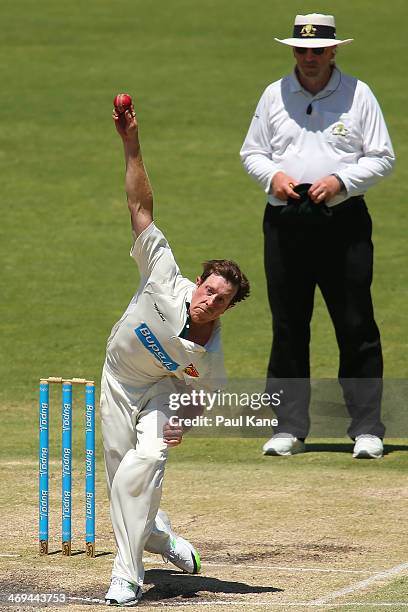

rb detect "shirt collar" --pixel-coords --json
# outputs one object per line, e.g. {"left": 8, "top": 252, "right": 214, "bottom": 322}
{"left": 289, "top": 66, "right": 341, "bottom": 95}
{"left": 177, "top": 287, "right": 222, "bottom": 350}
{"left": 179, "top": 301, "right": 191, "bottom": 339}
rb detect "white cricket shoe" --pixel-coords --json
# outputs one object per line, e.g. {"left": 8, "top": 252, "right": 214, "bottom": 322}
{"left": 262, "top": 433, "right": 306, "bottom": 456}
{"left": 353, "top": 435, "right": 383, "bottom": 459}
{"left": 157, "top": 510, "right": 201, "bottom": 574}
{"left": 105, "top": 576, "right": 142, "bottom": 606}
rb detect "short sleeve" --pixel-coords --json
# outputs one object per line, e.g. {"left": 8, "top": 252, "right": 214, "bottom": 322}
{"left": 130, "top": 222, "right": 182, "bottom": 284}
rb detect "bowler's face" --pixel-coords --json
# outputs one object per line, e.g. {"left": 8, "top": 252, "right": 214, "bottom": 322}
{"left": 294, "top": 46, "right": 336, "bottom": 81}
{"left": 189, "top": 274, "right": 237, "bottom": 324}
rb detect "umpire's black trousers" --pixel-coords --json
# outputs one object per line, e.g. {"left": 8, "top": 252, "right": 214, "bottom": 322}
{"left": 263, "top": 197, "right": 385, "bottom": 439}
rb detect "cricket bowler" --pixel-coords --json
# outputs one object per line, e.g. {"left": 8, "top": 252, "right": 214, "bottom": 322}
{"left": 101, "top": 97, "right": 250, "bottom": 605}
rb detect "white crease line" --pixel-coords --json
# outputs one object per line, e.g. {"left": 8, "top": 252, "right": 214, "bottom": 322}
{"left": 0, "top": 554, "right": 20, "bottom": 558}
{"left": 141, "top": 557, "right": 375, "bottom": 574}
{"left": 311, "top": 560, "right": 408, "bottom": 604}
{"left": 69, "top": 596, "right": 105, "bottom": 604}
{"left": 67, "top": 598, "right": 408, "bottom": 607}
{"left": 203, "top": 562, "right": 372, "bottom": 574}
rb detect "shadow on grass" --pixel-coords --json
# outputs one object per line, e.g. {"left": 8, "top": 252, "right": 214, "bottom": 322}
{"left": 306, "top": 442, "right": 353, "bottom": 454}
{"left": 143, "top": 568, "right": 283, "bottom": 601}
{"left": 383, "top": 444, "right": 408, "bottom": 454}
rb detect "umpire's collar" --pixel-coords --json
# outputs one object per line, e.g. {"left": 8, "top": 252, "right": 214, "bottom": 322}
{"left": 289, "top": 66, "right": 341, "bottom": 94}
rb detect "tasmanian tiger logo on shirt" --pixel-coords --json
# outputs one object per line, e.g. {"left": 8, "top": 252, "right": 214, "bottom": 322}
{"left": 183, "top": 363, "right": 200, "bottom": 377}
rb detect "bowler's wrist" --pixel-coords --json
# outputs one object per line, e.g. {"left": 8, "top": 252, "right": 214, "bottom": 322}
{"left": 124, "top": 140, "right": 141, "bottom": 159}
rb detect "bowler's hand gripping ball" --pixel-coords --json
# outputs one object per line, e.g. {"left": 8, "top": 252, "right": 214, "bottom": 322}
{"left": 113, "top": 93, "right": 133, "bottom": 114}
{"left": 113, "top": 93, "right": 133, "bottom": 128}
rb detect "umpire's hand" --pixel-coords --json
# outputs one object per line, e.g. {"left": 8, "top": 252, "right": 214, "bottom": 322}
{"left": 270, "top": 171, "right": 300, "bottom": 201}
{"left": 309, "top": 175, "right": 342, "bottom": 203}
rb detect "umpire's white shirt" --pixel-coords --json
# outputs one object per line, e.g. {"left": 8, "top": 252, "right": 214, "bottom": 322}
{"left": 104, "top": 221, "right": 226, "bottom": 406}
{"left": 240, "top": 67, "right": 395, "bottom": 206}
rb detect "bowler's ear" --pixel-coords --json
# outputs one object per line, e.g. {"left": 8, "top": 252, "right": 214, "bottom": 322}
{"left": 195, "top": 276, "right": 202, "bottom": 287}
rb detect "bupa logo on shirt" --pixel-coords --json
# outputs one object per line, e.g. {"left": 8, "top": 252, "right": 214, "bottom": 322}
{"left": 135, "top": 324, "right": 179, "bottom": 372}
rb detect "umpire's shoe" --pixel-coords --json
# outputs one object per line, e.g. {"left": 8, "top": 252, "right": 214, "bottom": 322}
{"left": 263, "top": 433, "right": 306, "bottom": 456}
{"left": 353, "top": 435, "right": 383, "bottom": 459}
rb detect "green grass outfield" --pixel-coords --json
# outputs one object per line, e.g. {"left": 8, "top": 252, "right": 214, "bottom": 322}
{"left": 0, "top": 1, "right": 407, "bottom": 607}
{"left": 0, "top": 0, "right": 407, "bottom": 409}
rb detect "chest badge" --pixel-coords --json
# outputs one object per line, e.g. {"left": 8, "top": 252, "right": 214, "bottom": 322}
{"left": 331, "top": 122, "right": 348, "bottom": 137}
{"left": 183, "top": 363, "right": 200, "bottom": 378}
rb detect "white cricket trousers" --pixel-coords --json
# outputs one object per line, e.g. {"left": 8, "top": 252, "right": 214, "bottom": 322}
{"left": 100, "top": 367, "right": 174, "bottom": 586}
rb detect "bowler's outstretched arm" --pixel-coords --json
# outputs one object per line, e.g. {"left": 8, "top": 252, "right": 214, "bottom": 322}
{"left": 113, "top": 105, "right": 153, "bottom": 237}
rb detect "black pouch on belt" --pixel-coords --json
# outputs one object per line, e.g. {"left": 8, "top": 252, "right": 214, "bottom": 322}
{"left": 281, "top": 183, "right": 333, "bottom": 224}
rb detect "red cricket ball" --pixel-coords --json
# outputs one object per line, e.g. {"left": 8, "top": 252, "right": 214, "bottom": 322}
{"left": 113, "top": 93, "right": 133, "bottom": 114}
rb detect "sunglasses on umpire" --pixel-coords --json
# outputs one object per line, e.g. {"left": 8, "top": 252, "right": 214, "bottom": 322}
{"left": 294, "top": 47, "right": 325, "bottom": 55}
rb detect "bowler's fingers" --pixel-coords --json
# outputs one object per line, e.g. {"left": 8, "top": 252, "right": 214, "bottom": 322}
{"left": 112, "top": 109, "right": 137, "bottom": 139}
{"left": 163, "top": 421, "right": 183, "bottom": 446}
{"left": 112, "top": 111, "right": 125, "bottom": 136}
{"left": 125, "top": 108, "right": 137, "bottom": 124}
{"left": 165, "top": 438, "right": 182, "bottom": 447}
{"left": 112, "top": 109, "right": 123, "bottom": 126}
{"left": 112, "top": 110, "right": 121, "bottom": 124}
{"left": 120, "top": 108, "right": 138, "bottom": 133}
{"left": 163, "top": 425, "right": 183, "bottom": 438}
{"left": 112, "top": 104, "right": 135, "bottom": 118}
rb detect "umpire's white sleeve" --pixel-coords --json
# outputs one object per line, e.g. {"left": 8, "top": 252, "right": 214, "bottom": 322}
{"left": 335, "top": 82, "right": 395, "bottom": 196}
{"left": 240, "top": 88, "right": 283, "bottom": 193}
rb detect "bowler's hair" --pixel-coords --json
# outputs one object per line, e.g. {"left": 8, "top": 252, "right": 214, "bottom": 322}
{"left": 199, "top": 260, "right": 250, "bottom": 307}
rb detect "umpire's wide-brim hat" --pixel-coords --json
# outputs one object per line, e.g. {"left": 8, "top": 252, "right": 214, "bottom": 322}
{"left": 275, "top": 13, "right": 354, "bottom": 48}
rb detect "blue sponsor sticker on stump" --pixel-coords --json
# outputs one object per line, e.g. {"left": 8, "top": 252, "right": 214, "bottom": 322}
{"left": 135, "top": 323, "right": 179, "bottom": 372}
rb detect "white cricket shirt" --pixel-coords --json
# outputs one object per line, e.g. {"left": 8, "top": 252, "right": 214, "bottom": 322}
{"left": 240, "top": 67, "right": 395, "bottom": 206}
{"left": 104, "top": 223, "right": 226, "bottom": 406}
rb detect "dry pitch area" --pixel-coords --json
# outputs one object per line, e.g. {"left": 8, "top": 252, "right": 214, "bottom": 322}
{"left": 1, "top": 440, "right": 408, "bottom": 612}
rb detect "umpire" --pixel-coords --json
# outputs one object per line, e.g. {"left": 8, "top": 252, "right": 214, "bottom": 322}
{"left": 240, "top": 13, "right": 395, "bottom": 458}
